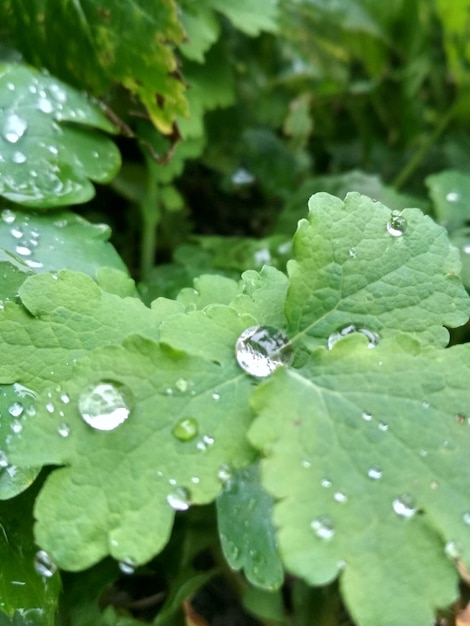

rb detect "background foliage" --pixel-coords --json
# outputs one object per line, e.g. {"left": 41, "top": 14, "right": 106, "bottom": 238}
{"left": 1, "top": 1, "right": 470, "bottom": 625}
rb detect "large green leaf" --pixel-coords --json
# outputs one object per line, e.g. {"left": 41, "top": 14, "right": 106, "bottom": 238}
{"left": 435, "top": 0, "right": 470, "bottom": 86}
{"left": 1, "top": 0, "right": 187, "bottom": 134}
{"left": 426, "top": 169, "right": 470, "bottom": 231}
{"left": 0, "top": 64, "right": 120, "bottom": 208}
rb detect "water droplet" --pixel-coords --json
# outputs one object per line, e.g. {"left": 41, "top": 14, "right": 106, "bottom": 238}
{"left": 430, "top": 480, "right": 439, "bottom": 490}
{"left": 78, "top": 381, "right": 133, "bottom": 431}
{"left": 8, "top": 402, "right": 23, "bottom": 418}
{"left": 45, "top": 402, "right": 55, "bottom": 414}
{"left": 118, "top": 558, "right": 136, "bottom": 575}
{"left": 368, "top": 466, "right": 382, "bottom": 480}
{"left": 172, "top": 417, "right": 198, "bottom": 442}
{"left": 15, "top": 245, "right": 32, "bottom": 257}
{"left": 310, "top": 515, "right": 335, "bottom": 540}
{"left": 301, "top": 459, "right": 311, "bottom": 469}
{"left": 446, "top": 191, "right": 460, "bottom": 202}
{"left": 25, "top": 259, "right": 44, "bottom": 269}
{"left": 362, "top": 411, "right": 373, "bottom": 421}
{"left": 422, "top": 401, "right": 430, "bottom": 409}
{"left": 386, "top": 211, "right": 407, "bottom": 237}
{"left": 12, "top": 151, "right": 26, "bottom": 164}
{"left": 175, "top": 378, "right": 191, "bottom": 393}
{"left": 191, "top": 476, "right": 200, "bottom": 484}
{"left": 10, "top": 420, "right": 22, "bottom": 434}
{"left": 1, "top": 209, "right": 15, "bottom": 224}
{"left": 231, "top": 167, "right": 255, "bottom": 186}
{"left": 60, "top": 392, "right": 70, "bottom": 404}
{"left": 217, "top": 464, "right": 232, "bottom": 483}
{"left": 328, "top": 324, "right": 380, "bottom": 350}
{"left": 0, "top": 450, "right": 9, "bottom": 468}
{"left": 235, "top": 325, "right": 293, "bottom": 378}
{"left": 34, "top": 550, "right": 57, "bottom": 578}
{"left": 334, "top": 491, "right": 348, "bottom": 503}
{"left": 463, "top": 512, "right": 470, "bottom": 525}
{"left": 6, "top": 82, "right": 15, "bottom": 91}
{"left": 38, "top": 98, "right": 53, "bottom": 114}
{"left": 2, "top": 114, "right": 28, "bottom": 143}
{"left": 167, "top": 486, "right": 191, "bottom": 511}
{"left": 392, "top": 495, "right": 416, "bottom": 518}
{"left": 349, "top": 248, "right": 357, "bottom": 257}
{"left": 212, "top": 392, "right": 220, "bottom": 401}
{"left": 445, "top": 540, "right": 461, "bottom": 560}
{"left": 57, "top": 423, "right": 71, "bottom": 438}
{"left": 321, "top": 479, "right": 332, "bottom": 488}
{"left": 378, "top": 421, "right": 389, "bottom": 432}
{"left": 10, "top": 226, "right": 23, "bottom": 239}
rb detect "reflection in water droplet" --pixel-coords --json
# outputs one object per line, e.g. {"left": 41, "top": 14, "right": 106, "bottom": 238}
{"left": 2, "top": 114, "right": 28, "bottom": 143}
{"left": 446, "top": 191, "right": 460, "bottom": 202}
{"left": 392, "top": 495, "right": 416, "bottom": 518}
{"left": 45, "top": 402, "right": 55, "bottom": 414}
{"left": 378, "top": 422, "right": 389, "bottom": 432}
{"left": 386, "top": 211, "right": 407, "bottom": 237}
{"left": 167, "top": 486, "right": 191, "bottom": 511}
{"left": 78, "top": 381, "right": 133, "bottom": 431}
{"left": 311, "top": 515, "right": 335, "bottom": 540}
{"left": 10, "top": 226, "right": 23, "bottom": 238}
{"left": 1, "top": 209, "right": 16, "bottom": 224}
{"left": 197, "top": 434, "right": 215, "bottom": 452}
{"left": 362, "top": 411, "right": 373, "bottom": 421}
{"left": 175, "top": 378, "right": 190, "bottom": 393}
{"left": 212, "top": 392, "right": 220, "bottom": 401}
{"left": 118, "top": 559, "right": 136, "bottom": 575}
{"left": 445, "top": 541, "right": 461, "bottom": 560}
{"left": 172, "top": 417, "right": 198, "bottom": 442}
{"left": 321, "top": 479, "right": 332, "bottom": 488}
{"left": 10, "top": 420, "right": 23, "bottom": 434}
{"left": 232, "top": 167, "right": 255, "bottom": 186}
{"left": 367, "top": 466, "right": 382, "bottom": 480}
{"left": 8, "top": 402, "right": 24, "bottom": 417}
{"left": 334, "top": 491, "right": 348, "bottom": 503}
{"left": 57, "top": 423, "right": 71, "bottom": 438}
{"left": 34, "top": 550, "right": 57, "bottom": 578}
{"left": 60, "top": 392, "right": 70, "bottom": 404}
{"left": 328, "top": 324, "right": 380, "bottom": 350}
{"left": 235, "top": 325, "right": 293, "bottom": 377}
{"left": 12, "top": 151, "right": 26, "bottom": 164}
{"left": 0, "top": 450, "right": 9, "bottom": 468}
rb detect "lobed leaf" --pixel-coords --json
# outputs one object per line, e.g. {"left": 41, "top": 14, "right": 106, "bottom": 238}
{"left": 0, "top": 64, "right": 120, "bottom": 208}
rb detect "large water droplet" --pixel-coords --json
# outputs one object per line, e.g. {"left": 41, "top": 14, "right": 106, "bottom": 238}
{"left": 392, "top": 495, "right": 416, "bottom": 518}
{"left": 172, "top": 417, "right": 198, "bottom": 442}
{"left": 235, "top": 325, "right": 293, "bottom": 377}
{"left": 386, "top": 211, "right": 407, "bottom": 237}
{"left": 310, "top": 515, "right": 335, "bottom": 540}
{"left": 78, "top": 381, "right": 133, "bottom": 431}
{"left": 167, "top": 486, "right": 191, "bottom": 511}
{"left": 37, "top": 98, "right": 54, "bottom": 114}
{"left": 34, "top": 550, "right": 57, "bottom": 578}
{"left": 2, "top": 114, "right": 28, "bottom": 143}
{"left": 327, "top": 324, "right": 380, "bottom": 350}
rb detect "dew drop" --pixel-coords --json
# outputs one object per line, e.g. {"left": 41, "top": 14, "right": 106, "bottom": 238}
{"left": 235, "top": 325, "right": 293, "bottom": 378}
{"left": 60, "top": 392, "right": 70, "bottom": 404}
{"left": 12, "top": 151, "right": 26, "bottom": 164}
{"left": 463, "top": 512, "right": 470, "bottom": 525}
{"left": 2, "top": 114, "right": 28, "bottom": 143}
{"left": 334, "top": 491, "right": 348, "bottom": 503}
{"left": 45, "top": 402, "right": 55, "bottom": 414}
{"left": 231, "top": 167, "right": 255, "bottom": 186}
{"left": 445, "top": 541, "right": 461, "bottom": 560}
{"left": 378, "top": 421, "right": 389, "bottom": 432}
{"left": 34, "top": 550, "right": 57, "bottom": 578}
{"left": 321, "top": 478, "right": 332, "bottom": 488}
{"left": 10, "top": 226, "right": 23, "bottom": 238}
{"left": 167, "top": 486, "right": 191, "bottom": 511}
{"left": 172, "top": 417, "right": 198, "bottom": 442}
{"left": 301, "top": 459, "right": 311, "bottom": 469}
{"left": 368, "top": 466, "right": 382, "bottom": 480}
{"left": 15, "top": 245, "right": 32, "bottom": 257}
{"left": 10, "top": 420, "right": 23, "bottom": 434}
{"left": 327, "top": 324, "right": 380, "bottom": 350}
{"left": 310, "top": 515, "right": 335, "bottom": 540}
{"left": 0, "top": 450, "right": 9, "bottom": 468}
{"left": 118, "top": 558, "right": 136, "bottom": 575}
{"left": 78, "top": 381, "right": 133, "bottom": 431}
{"left": 386, "top": 211, "right": 407, "bottom": 237}
{"left": 8, "top": 402, "right": 23, "bottom": 418}
{"left": 392, "top": 494, "right": 416, "bottom": 518}
{"left": 197, "top": 434, "right": 215, "bottom": 451}
{"left": 1, "top": 209, "right": 15, "bottom": 224}
{"left": 212, "top": 392, "right": 220, "bottom": 401}
{"left": 362, "top": 411, "right": 373, "bottom": 421}
{"left": 57, "top": 422, "right": 71, "bottom": 438}
{"left": 217, "top": 464, "right": 233, "bottom": 483}
{"left": 446, "top": 191, "right": 460, "bottom": 202}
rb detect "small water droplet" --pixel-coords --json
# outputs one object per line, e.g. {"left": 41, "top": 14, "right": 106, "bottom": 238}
{"left": 10, "top": 226, "right": 23, "bottom": 238}
{"left": 235, "top": 325, "right": 293, "bottom": 377}
{"left": 172, "top": 417, "right": 198, "bottom": 442}
{"left": 217, "top": 464, "right": 233, "bottom": 483}
{"left": 0, "top": 450, "right": 9, "bottom": 468}
{"left": 231, "top": 167, "right": 255, "bottom": 186}
{"left": 1, "top": 209, "right": 15, "bottom": 224}
{"left": 334, "top": 491, "right": 348, "bottom": 503}
{"left": 10, "top": 420, "right": 23, "bottom": 434}
{"left": 301, "top": 459, "right": 311, "bottom": 469}
{"left": 321, "top": 479, "right": 332, "bottom": 488}
{"left": 310, "top": 515, "right": 335, "bottom": 540}
{"left": 386, "top": 211, "right": 407, "bottom": 237}
{"left": 328, "top": 324, "right": 380, "bottom": 350}
{"left": 197, "top": 434, "right": 215, "bottom": 452}
{"left": 392, "top": 495, "right": 416, "bottom": 518}
{"left": 57, "top": 423, "right": 71, "bottom": 438}
{"left": 25, "top": 259, "right": 44, "bottom": 269}
{"left": 12, "top": 151, "right": 26, "bottom": 164}
{"left": 349, "top": 248, "right": 357, "bottom": 257}
{"left": 6, "top": 82, "right": 15, "bottom": 91}
{"left": 78, "top": 381, "right": 133, "bottom": 431}
{"left": 34, "top": 550, "right": 57, "bottom": 578}
{"left": 212, "top": 392, "right": 220, "bottom": 401}
{"left": 45, "top": 402, "right": 55, "bottom": 414}
{"left": 445, "top": 540, "right": 461, "bottom": 560}
{"left": 118, "top": 558, "right": 136, "bottom": 575}
{"left": 8, "top": 402, "right": 23, "bottom": 418}
{"left": 191, "top": 476, "right": 200, "bottom": 484}
{"left": 2, "top": 114, "right": 28, "bottom": 143}
{"left": 378, "top": 421, "right": 389, "bottom": 432}
{"left": 37, "top": 98, "right": 54, "bottom": 114}
{"left": 446, "top": 191, "right": 460, "bottom": 202}
{"left": 60, "top": 392, "right": 70, "bottom": 404}
{"left": 463, "top": 244, "right": 470, "bottom": 255}
{"left": 167, "top": 486, "right": 191, "bottom": 511}
{"left": 362, "top": 411, "right": 373, "bottom": 421}
{"left": 463, "top": 512, "right": 470, "bottom": 525}
{"left": 367, "top": 466, "right": 382, "bottom": 480}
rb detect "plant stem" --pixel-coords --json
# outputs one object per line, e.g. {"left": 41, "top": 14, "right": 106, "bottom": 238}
{"left": 140, "top": 156, "right": 160, "bottom": 279}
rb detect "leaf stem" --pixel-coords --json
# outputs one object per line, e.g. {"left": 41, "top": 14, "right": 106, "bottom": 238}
{"left": 140, "top": 156, "right": 160, "bottom": 279}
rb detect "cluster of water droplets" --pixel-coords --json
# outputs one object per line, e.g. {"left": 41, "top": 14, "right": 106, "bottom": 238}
{"left": 327, "top": 323, "right": 380, "bottom": 350}
{"left": 1, "top": 209, "right": 43, "bottom": 269}
{"left": 78, "top": 381, "right": 133, "bottom": 431}
{"left": 235, "top": 325, "right": 293, "bottom": 378}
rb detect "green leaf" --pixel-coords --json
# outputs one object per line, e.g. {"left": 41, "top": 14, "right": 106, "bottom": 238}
{"left": 217, "top": 464, "right": 284, "bottom": 590}
{"left": 249, "top": 338, "right": 470, "bottom": 625}
{"left": 0, "top": 64, "right": 120, "bottom": 208}
{"left": 435, "top": 0, "right": 470, "bottom": 85}
{"left": 208, "top": 0, "right": 279, "bottom": 36}
{"left": 2, "top": 0, "right": 187, "bottom": 134}
{"left": 0, "top": 207, "right": 128, "bottom": 276}
{"left": 286, "top": 192, "right": 470, "bottom": 350}
{"left": 0, "top": 487, "right": 61, "bottom": 624}
{"left": 426, "top": 169, "right": 470, "bottom": 231}
{"left": 178, "top": 2, "right": 220, "bottom": 62}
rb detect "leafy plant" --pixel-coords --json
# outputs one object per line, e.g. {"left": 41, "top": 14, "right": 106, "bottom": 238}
{"left": 1, "top": 2, "right": 470, "bottom": 626}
